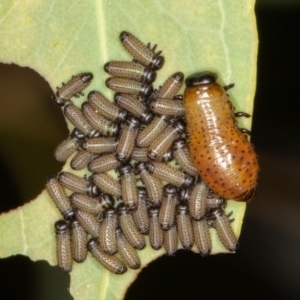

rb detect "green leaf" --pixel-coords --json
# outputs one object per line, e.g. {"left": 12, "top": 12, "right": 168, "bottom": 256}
{"left": 0, "top": 1, "right": 258, "bottom": 299}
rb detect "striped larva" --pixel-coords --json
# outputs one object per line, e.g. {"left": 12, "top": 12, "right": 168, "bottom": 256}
{"left": 106, "top": 77, "right": 153, "bottom": 99}
{"left": 154, "top": 72, "right": 184, "bottom": 99}
{"left": 176, "top": 203, "right": 194, "bottom": 250}
{"left": 114, "top": 93, "right": 153, "bottom": 124}
{"left": 58, "top": 172, "right": 99, "bottom": 197}
{"left": 210, "top": 208, "right": 238, "bottom": 252}
{"left": 164, "top": 223, "right": 178, "bottom": 256}
{"left": 150, "top": 97, "right": 184, "bottom": 117}
{"left": 88, "top": 91, "right": 127, "bottom": 123}
{"left": 70, "top": 150, "right": 98, "bottom": 170}
{"left": 54, "top": 220, "right": 72, "bottom": 272}
{"left": 54, "top": 129, "right": 84, "bottom": 163}
{"left": 147, "top": 161, "right": 194, "bottom": 188}
{"left": 115, "top": 228, "right": 141, "bottom": 269}
{"left": 135, "top": 162, "right": 163, "bottom": 206}
{"left": 46, "top": 177, "right": 74, "bottom": 219}
{"left": 183, "top": 71, "right": 259, "bottom": 201}
{"left": 88, "top": 153, "right": 121, "bottom": 173}
{"left": 104, "top": 61, "right": 156, "bottom": 84}
{"left": 88, "top": 238, "right": 127, "bottom": 274}
{"left": 116, "top": 117, "right": 140, "bottom": 162}
{"left": 99, "top": 208, "right": 118, "bottom": 255}
{"left": 70, "top": 193, "right": 114, "bottom": 215}
{"left": 81, "top": 137, "right": 118, "bottom": 154}
{"left": 92, "top": 173, "right": 122, "bottom": 197}
{"left": 148, "top": 120, "right": 185, "bottom": 160}
{"left": 70, "top": 220, "right": 88, "bottom": 263}
{"left": 192, "top": 218, "right": 211, "bottom": 257}
{"left": 117, "top": 203, "right": 146, "bottom": 250}
{"left": 136, "top": 115, "right": 171, "bottom": 148}
{"left": 173, "top": 139, "right": 198, "bottom": 177}
{"left": 132, "top": 187, "right": 149, "bottom": 234}
{"left": 119, "top": 164, "right": 138, "bottom": 210}
{"left": 74, "top": 210, "right": 101, "bottom": 237}
{"left": 158, "top": 184, "right": 179, "bottom": 230}
{"left": 132, "top": 147, "right": 173, "bottom": 162}
{"left": 188, "top": 181, "right": 209, "bottom": 221}
{"left": 64, "top": 102, "right": 98, "bottom": 138}
{"left": 81, "top": 102, "right": 119, "bottom": 137}
{"left": 120, "top": 31, "right": 164, "bottom": 70}
{"left": 148, "top": 207, "right": 164, "bottom": 250}
{"left": 52, "top": 72, "right": 93, "bottom": 106}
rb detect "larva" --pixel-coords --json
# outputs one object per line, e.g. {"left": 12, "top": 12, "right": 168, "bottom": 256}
{"left": 120, "top": 31, "right": 164, "bottom": 70}
{"left": 99, "top": 208, "right": 118, "bottom": 255}
{"left": 88, "top": 238, "right": 127, "bottom": 274}
{"left": 46, "top": 177, "right": 74, "bottom": 220}
{"left": 54, "top": 220, "right": 72, "bottom": 272}
{"left": 154, "top": 72, "right": 184, "bottom": 99}
{"left": 81, "top": 102, "right": 119, "bottom": 137}
{"left": 183, "top": 71, "right": 259, "bottom": 201}
{"left": 119, "top": 164, "right": 138, "bottom": 210}
{"left": 210, "top": 208, "right": 238, "bottom": 252}
{"left": 70, "top": 193, "right": 114, "bottom": 215}
{"left": 70, "top": 220, "right": 88, "bottom": 263}
{"left": 116, "top": 117, "right": 140, "bottom": 162}
{"left": 104, "top": 61, "right": 156, "bottom": 84}
{"left": 106, "top": 77, "right": 153, "bottom": 99}
{"left": 135, "top": 162, "right": 163, "bottom": 206}
{"left": 88, "top": 91, "right": 127, "bottom": 123}
{"left": 118, "top": 203, "right": 146, "bottom": 250}
{"left": 115, "top": 228, "right": 141, "bottom": 270}
{"left": 148, "top": 207, "right": 164, "bottom": 250}
{"left": 176, "top": 203, "right": 194, "bottom": 250}
{"left": 148, "top": 120, "right": 185, "bottom": 160}
{"left": 158, "top": 184, "right": 178, "bottom": 230}
{"left": 114, "top": 93, "right": 153, "bottom": 124}
{"left": 52, "top": 72, "right": 93, "bottom": 106}
{"left": 164, "top": 223, "right": 178, "bottom": 256}
{"left": 58, "top": 172, "right": 99, "bottom": 197}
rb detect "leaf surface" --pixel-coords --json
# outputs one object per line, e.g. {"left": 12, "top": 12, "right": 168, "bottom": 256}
{"left": 0, "top": 1, "right": 257, "bottom": 299}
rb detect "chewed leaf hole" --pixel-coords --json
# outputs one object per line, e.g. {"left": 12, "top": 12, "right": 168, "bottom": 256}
{"left": 0, "top": 63, "right": 67, "bottom": 211}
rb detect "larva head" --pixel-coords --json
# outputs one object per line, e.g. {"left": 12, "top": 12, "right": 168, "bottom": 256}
{"left": 148, "top": 207, "right": 160, "bottom": 218}
{"left": 185, "top": 71, "right": 217, "bottom": 87}
{"left": 173, "top": 138, "right": 186, "bottom": 151}
{"left": 120, "top": 31, "right": 131, "bottom": 42}
{"left": 184, "top": 71, "right": 224, "bottom": 100}
{"left": 140, "top": 83, "right": 154, "bottom": 99}
{"left": 160, "top": 149, "right": 173, "bottom": 162}
{"left": 176, "top": 203, "right": 189, "bottom": 215}
{"left": 118, "top": 164, "right": 132, "bottom": 176}
{"left": 52, "top": 93, "right": 65, "bottom": 107}
{"left": 80, "top": 72, "right": 93, "bottom": 83}
{"left": 179, "top": 188, "right": 191, "bottom": 202}
{"left": 101, "top": 194, "right": 115, "bottom": 208}
{"left": 54, "top": 220, "right": 69, "bottom": 234}
{"left": 71, "top": 128, "right": 86, "bottom": 141}
{"left": 143, "top": 67, "right": 157, "bottom": 84}
{"left": 87, "top": 237, "right": 98, "bottom": 251}
{"left": 163, "top": 184, "right": 179, "bottom": 196}
{"left": 137, "top": 186, "right": 147, "bottom": 199}
{"left": 87, "top": 182, "right": 100, "bottom": 198}
{"left": 141, "top": 111, "right": 154, "bottom": 124}
{"left": 151, "top": 54, "right": 165, "bottom": 71}
{"left": 209, "top": 207, "right": 223, "bottom": 218}
{"left": 134, "top": 162, "right": 147, "bottom": 174}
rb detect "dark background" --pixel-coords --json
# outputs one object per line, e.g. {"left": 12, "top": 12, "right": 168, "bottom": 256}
{"left": 1, "top": 2, "right": 300, "bottom": 299}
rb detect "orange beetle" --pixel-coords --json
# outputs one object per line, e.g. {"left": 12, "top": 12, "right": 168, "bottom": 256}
{"left": 183, "top": 71, "right": 259, "bottom": 201}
